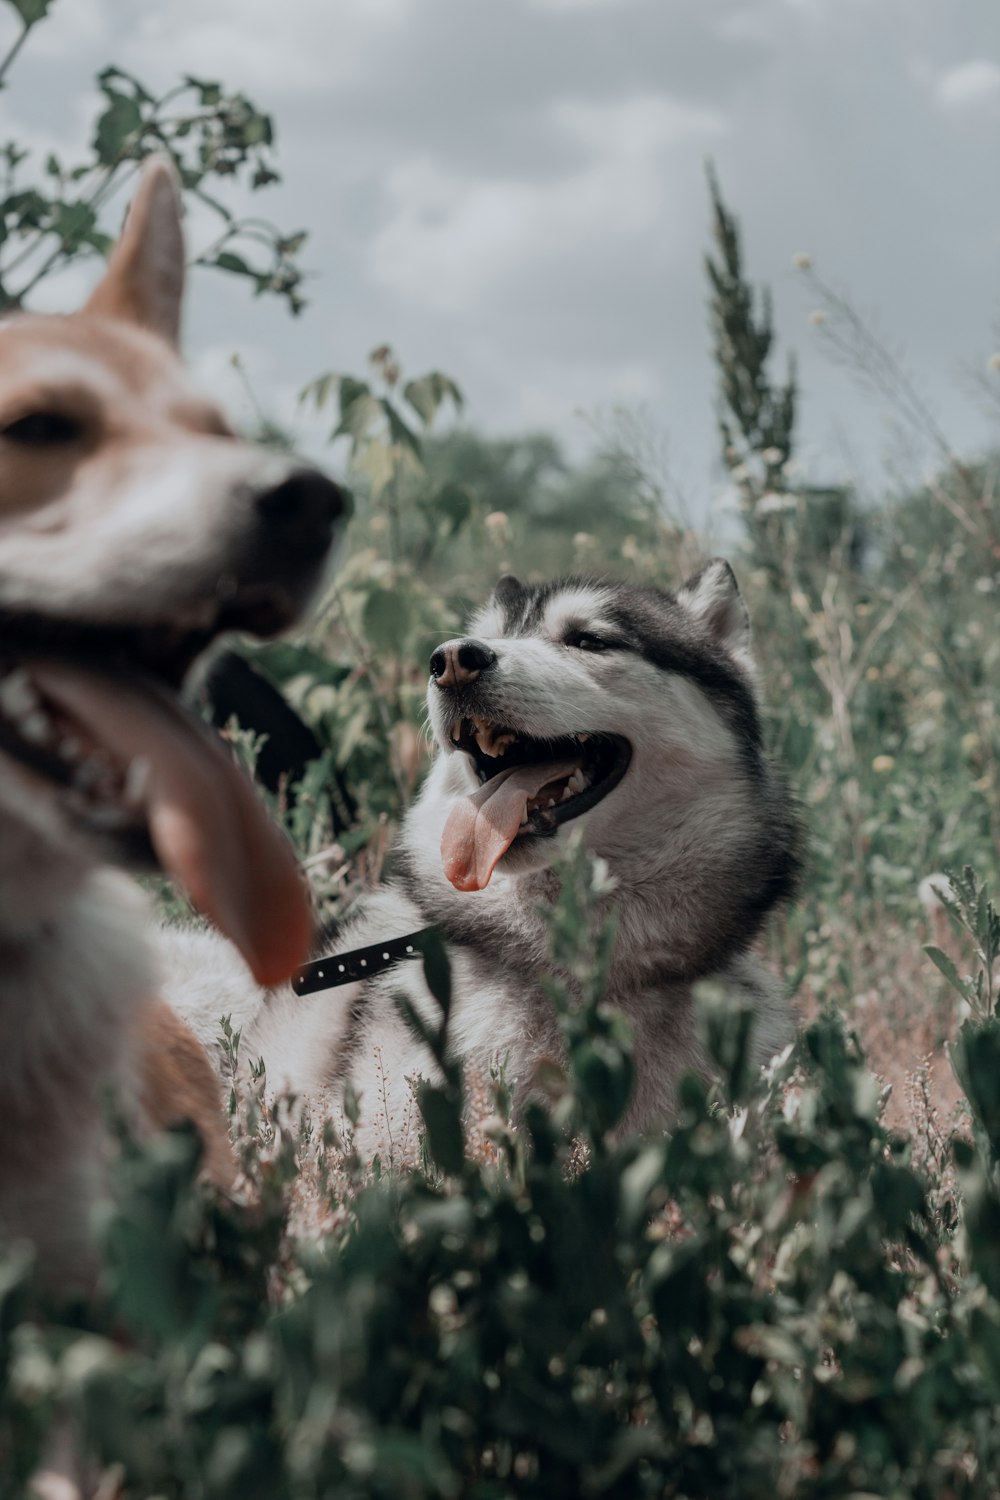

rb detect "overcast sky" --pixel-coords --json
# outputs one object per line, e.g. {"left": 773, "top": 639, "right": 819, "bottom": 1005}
{"left": 1, "top": 0, "right": 998, "bottom": 517}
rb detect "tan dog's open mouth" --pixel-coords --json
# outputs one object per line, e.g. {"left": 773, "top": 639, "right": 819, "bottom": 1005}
{"left": 0, "top": 617, "right": 311, "bottom": 985}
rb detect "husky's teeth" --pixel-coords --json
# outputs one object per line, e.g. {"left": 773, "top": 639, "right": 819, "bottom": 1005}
{"left": 546, "top": 797, "right": 556, "bottom": 808}
{"left": 560, "top": 786, "right": 573, "bottom": 802}
{"left": 576, "top": 732, "right": 590, "bottom": 743}
{"left": 0, "top": 670, "right": 38, "bottom": 718}
{"left": 450, "top": 721, "right": 462, "bottom": 743}
{"left": 568, "top": 770, "right": 585, "bottom": 794}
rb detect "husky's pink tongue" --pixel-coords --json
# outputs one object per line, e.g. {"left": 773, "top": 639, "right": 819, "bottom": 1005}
{"left": 31, "top": 663, "right": 312, "bottom": 986}
{"left": 441, "top": 759, "right": 578, "bottom": 892}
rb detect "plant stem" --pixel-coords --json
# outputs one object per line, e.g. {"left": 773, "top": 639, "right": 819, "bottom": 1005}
{"left": 0, "top": 21, "right": 33, "bottom": 91}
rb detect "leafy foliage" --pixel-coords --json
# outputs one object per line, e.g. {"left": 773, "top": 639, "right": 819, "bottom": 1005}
{"left": 0, "top": 3, "right": 308, "bottom": 312}
{"left": 7, "top": 856, "right": 1000, "bottom": 1496}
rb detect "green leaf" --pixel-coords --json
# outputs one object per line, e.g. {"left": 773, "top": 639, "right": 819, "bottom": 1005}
{"left": 300, "top": 370, "right": 339, "bottom": 413}
{"left": 924, "top": 945, "right": 967, "bottom": 1000}
{"left": 93, "top": 91, "right": 144, "bottom": 164}
{"left": 951, "top": 1018, "right": 1000, "bottom": 1163}
{"left": 183, "top": 74, "right": 222, "bottom": 107}
{"left": 52, "top": 200, "right": 97, "bottom": 249}
{"left": 418, "top": 928, "right": 452, "bottom": 1022}
{"left": 382, "top": 398, "right": 421, "bottom": 457}
{"left": 428, "top": 480, "right": 474, "bottom": 538}
{"left": 361, "top": 584, "right": 412, "bottom": 655}
{"left": 246, "top": 640, "right": 351, "bottom": 693}
{"left": 6, "top": 0, "right": 55, "bottom": 24}
{"left": 403, "top": 371, "right": 463, "bottom": 426}
{"left": 213, "top": 250, "right": 253, "bottom": 275}
{"left": 416, "top": 1082, "right": 465, "bottom": 1175}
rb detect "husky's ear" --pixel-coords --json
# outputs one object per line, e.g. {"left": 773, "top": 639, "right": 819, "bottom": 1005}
{"left": 84, "top": 156, "right": 185, "bottom": 346}
{"left": 676, "top": 558, "right": 751, "bottom": 658}
{"left": 491, "top": 574, "right": 525, "bottom": 610}
{"left": 473, "top": 573, "right": 526, "bottom": 636}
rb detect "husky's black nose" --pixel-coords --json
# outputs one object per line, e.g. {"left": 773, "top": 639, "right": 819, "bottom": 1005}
{"left": 430, "top": 638, "right": 497, "bottom": 689}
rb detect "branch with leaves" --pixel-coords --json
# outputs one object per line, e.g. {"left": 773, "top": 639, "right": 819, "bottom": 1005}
{"left": 0, "top": 2, "right": 310, "bottom": 312}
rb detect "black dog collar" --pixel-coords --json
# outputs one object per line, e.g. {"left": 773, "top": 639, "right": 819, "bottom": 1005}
{"left": 291, "top": 928, "right": 432, "bottom": 997}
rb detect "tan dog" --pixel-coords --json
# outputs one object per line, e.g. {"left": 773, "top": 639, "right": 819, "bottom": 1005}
{"left": 0, "top": 157, "right": 342, "bottom": 1294}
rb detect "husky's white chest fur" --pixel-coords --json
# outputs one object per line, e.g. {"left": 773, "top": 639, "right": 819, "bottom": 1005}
{"left": 163, "top": 561, "right": 800, "bottom": 1159}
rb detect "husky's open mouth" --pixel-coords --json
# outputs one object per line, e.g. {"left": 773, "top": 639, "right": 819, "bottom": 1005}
{"left": 0, "top": 606, "right": 312, "bottom": 985}
{"left": 441, "top": 715, "right": 632, "bottom": 891}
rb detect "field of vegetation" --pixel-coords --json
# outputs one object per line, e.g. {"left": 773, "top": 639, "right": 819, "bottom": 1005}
{"left": 2, "top": 3, "right": 1000, "bottom": 1495}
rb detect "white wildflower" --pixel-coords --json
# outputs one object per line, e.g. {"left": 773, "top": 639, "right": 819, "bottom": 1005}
{"left": 756, "top": 490, "right": 797, "bottom": 515}
{"left": 918, "top": 873, "right": 953, "bottom": 913}
{"left": 483, "top": 510, "right": 510, "bottom": 545}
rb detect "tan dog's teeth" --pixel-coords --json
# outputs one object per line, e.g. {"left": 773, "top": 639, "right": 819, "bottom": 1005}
{"left": 19, "top": 711, "right": 51, "bottom": 744}
{"left": 73, "top": 764, "right": 99, "bottom": 791}
{"left": 123, "top": 756, "right": 152, "bottom": 808}
{"left": 0, "top": 670, "right": 37, "bottom": 718}
{"left": 450, "top": 720, "right": 462, "bottom": 743}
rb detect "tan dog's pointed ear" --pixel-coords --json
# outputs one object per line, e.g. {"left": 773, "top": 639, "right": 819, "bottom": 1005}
{"left": 85, "top": 156, "right": 185, "bottom": 346}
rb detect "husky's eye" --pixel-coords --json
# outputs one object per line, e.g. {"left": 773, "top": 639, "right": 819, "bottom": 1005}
{"left": 566, "top": 631, "right": 615, "bottom": 653}
{"left": 1, "top": 411, "right": 82, "bottom": 446}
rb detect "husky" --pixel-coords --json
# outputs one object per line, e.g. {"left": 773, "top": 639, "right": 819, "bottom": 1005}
{"left": 163, "top": 562, "right": 799, "bottom": 1157}
{"left": 0, "top": 157, "right": 343, "bottom": 1299}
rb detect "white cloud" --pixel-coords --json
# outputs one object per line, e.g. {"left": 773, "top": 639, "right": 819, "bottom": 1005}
{"left": 554, "top": 93, "right": 724, "bottom": 156}
{"left": 117, "top": 0, "right": 413, "bottom": 96}
{"left": 526, "top": 0, "right": 638, "bottom": 11}
{"left": 932, "top": 59, "right": 1000, "bottom": 111}
{"left": 369, "top": 93, "right": 724, "bottom": 312}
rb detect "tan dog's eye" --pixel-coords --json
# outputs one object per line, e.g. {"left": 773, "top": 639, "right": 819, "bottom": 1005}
{"left": 2, "top": 411, "right": 82, "bottom": 445}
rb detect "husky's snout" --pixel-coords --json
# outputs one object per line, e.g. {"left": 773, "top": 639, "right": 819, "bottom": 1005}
{"left": 429, "top": 637, "right": 497, "bottom": 690}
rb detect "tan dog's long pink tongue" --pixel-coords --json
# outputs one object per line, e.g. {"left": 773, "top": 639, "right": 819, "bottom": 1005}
{"left": 31, "top": 664, "right": 312, "bottom": 986}
{"left": 441, "top": 759, "right": 577, "bottom": 892}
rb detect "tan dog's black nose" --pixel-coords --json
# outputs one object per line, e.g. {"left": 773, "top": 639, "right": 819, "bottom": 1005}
{"left": 430, "top": 638, "right": 497, "bottom": 689}
{"left": 254, "top": 467, "right": 345, "bottom": 556}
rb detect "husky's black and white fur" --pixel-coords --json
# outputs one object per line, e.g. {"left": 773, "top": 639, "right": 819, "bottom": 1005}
{"left": 162, "top": 561, "right": 799, "bottom": 1152}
